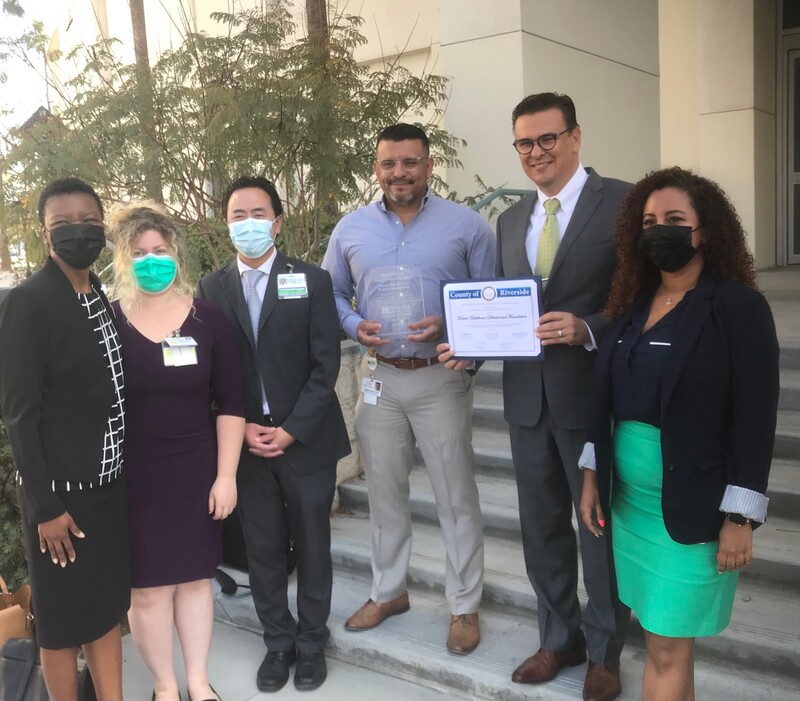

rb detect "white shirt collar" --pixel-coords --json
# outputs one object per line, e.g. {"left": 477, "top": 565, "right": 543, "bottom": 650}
{"left": 536, "top": 163, "right": 588, "bottom": 216}
{"left": 236, "top": 248, "right": 277, "bottom": 277}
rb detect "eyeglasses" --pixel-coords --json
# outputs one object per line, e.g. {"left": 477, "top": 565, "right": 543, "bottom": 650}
{"left": 376, "top": 156, "right": 428, "bottom": 172}
{"left": 512, "top": 128, "right": 571, "bottom": 155}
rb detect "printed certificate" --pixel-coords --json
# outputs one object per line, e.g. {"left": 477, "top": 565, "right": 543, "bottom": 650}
{"left": 441, "top": 277, "right": 543, "bottom": 360}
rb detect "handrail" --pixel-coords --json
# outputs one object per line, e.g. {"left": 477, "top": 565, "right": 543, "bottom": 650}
{"left": 470, "top": 188, "right": 531, "bottom": 212}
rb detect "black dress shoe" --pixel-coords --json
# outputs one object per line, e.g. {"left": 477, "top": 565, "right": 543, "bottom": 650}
{"left": 257, "top": 649, "right": 297, "bottom": 692}
{"left": 294, "top": 651, "right": 327, "bottom": 691}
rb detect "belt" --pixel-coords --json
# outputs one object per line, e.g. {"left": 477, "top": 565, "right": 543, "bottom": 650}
{"left": 375, "top": 353, "right": 440, "bottom": 370}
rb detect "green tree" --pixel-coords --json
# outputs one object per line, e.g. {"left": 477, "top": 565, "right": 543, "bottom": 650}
{"left": 0, "top": 0, "right": 25, "bottom": 590}
{"left": 128, "top": 0, "right": 164, "bottom": 203}
{"left": 4, "top": 1, "right": 480, "bottom": 272}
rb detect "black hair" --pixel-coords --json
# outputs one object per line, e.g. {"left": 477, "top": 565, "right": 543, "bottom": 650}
{"left": 511, "top": 93, "right": 579, "bottom": 130}
{"left": 221, "top": 176, "right": 283, "bottom": 220}
{"left": 37, "top": 177, "right": 104, "bottom": 225}
{"left": 376, "top": 123, "right": 430, "bottom": 154}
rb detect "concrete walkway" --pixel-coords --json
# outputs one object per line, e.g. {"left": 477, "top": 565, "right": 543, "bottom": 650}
{"left": 121, "top": 593, "right": 457, "bottom": 700}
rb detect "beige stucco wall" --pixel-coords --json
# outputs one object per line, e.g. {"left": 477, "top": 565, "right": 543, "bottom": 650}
{"left": 659, "top": 0, "right": 777, "bottom": 268}
{"left": 437, "top": 0, "right": 660, "bottom": 199}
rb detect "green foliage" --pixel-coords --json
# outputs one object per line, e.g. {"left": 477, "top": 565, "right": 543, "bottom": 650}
{"left": 2, "top": 1, "right": 484, "bottom": 276}
{"left": 0, "top": 416, "right": 27, "bottom": 589}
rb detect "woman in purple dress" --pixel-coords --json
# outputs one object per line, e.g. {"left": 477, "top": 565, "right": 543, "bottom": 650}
{"left": 108, "top": 202, "right": 245, "bottom": 701}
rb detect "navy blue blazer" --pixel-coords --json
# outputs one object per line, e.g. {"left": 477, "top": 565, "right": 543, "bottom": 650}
{"left": 590, "top": 273, "right": 780, "bottom": 544}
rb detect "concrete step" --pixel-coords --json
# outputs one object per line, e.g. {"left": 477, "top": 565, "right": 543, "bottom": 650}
{"left": 474, "top": 390, "right": 800, "bottom": 446}
{"left": 467, "top": 431, "right": 800, "bottom": 522}
{"left": 339, "top": 469, "right": 799, "bottom": 591}
{"left": 472, "top": 388, "right": 800, "bottom": 464}
{"left": 774, "top": 410, "right": 800, "bottom": 461}
{"left": 766, "top": 459, "right": 800, "bottom": 519}
{"left": 213, "top": 565, "right": 800, "bottom": 701}
{"left": 779, "top": 368, "right": 800, "bottom": 410}
{"left": 328, "top": 512, "right": 800, "bottom": 686}
{"left": 780, "top": 346, "right": 800, "bottom": 371}
{"left": 124, "top": 615, "right": 458, "bottom": 701}
{"left": 474, "top": 358, "right": 800, "bottom": 444}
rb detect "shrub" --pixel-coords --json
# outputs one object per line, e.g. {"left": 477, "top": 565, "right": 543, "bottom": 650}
{"left": 0, "top": 416, "right": 27, "bottom": 589}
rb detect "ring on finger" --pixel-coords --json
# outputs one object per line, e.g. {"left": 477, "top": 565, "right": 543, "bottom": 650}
{"left": 558, "top": 329, "right": 563, "bottom": 338}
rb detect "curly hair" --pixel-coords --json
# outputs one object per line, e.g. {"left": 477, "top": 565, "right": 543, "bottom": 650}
{"left": 106, "top": 200, "right": 194, "bottom": 305}
{"left": 603, "top": 167, "right": 757, "bottom": 318}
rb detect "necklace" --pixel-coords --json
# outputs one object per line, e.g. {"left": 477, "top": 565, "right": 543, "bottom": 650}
{"left": 657, "top": 284, "right": 695, "bottom": 307}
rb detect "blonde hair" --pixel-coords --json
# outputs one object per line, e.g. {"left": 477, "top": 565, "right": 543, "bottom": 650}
{"left": 107, "top": 200, "right": 194, "bottom": 304}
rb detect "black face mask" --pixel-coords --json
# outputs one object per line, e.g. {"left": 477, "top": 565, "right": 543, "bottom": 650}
{"left": 638, "top": 224, "right": 699, "bottom": 273}
{"left": 49, "top": 224, "right": 106, "bottom": 270}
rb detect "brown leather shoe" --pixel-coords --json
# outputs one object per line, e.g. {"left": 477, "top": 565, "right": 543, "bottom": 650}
{"left": 511, "top": 630, "right": 587, "bottom": 684}
{"left": 344, "top": 592, "right": 410, "bottom": 631}
{"left": 583, "top": 661, "right": 621, "bottom": 701}
{"left": 447, "top": 613, "right": 480, "bottom": 655}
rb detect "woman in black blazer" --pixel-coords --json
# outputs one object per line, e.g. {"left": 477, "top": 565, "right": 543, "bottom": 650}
{"left": 579, "top": 168, "right": 779, "bottom": 701}
{"left": 0, "top": 178, "right": 129, "bottom": 701}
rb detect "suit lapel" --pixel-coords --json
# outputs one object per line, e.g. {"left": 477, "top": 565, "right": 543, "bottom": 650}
{"left": 659, "top": 273, "right": 718, "bottom": 416}
{"left": 219, "top": 260, "right": 256, "bottom": 348}
{"left": 548, "top": 168, "right": 602, "bottom": 285}
{"left": 511, "top": 195, "right": 537, "bottom": 277}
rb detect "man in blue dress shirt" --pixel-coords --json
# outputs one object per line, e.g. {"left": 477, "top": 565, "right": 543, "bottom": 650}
{"left": 321, "top": 123, "right": 495, "bottom": 655}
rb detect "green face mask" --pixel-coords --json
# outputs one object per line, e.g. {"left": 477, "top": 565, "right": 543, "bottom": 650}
{"left": 132, "top": 253, "right": 177, "bottom": 294}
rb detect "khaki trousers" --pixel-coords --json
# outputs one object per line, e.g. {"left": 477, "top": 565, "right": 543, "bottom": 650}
{"left": 354, "top": 356, "right": 484, "bottom": 614}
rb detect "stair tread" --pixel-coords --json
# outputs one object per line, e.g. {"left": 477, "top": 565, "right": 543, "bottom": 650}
{"left": 214, "top": 566, "right": 799, "bottom": 701}
{"left": 330, "top": 512, "right": 800, "bottom": 655}
{"left": 776, "top": 409, "right": 800, "bottom": 437}
{"left": 339, "top": 470, "right": 800, "bottom": 571}
{"left": 766, "top": 459, "right": 800, "bottom": 496}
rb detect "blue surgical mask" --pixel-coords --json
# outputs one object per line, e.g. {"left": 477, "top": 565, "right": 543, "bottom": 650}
{"left": 132, "top": 253, "right": 177, "bottom": 294}
{"left": 229, "top": 218, "right": 275, "bottom": 259}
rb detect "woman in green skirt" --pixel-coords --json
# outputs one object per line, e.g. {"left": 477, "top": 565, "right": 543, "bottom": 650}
{"left": 580, "top": 167, "right": 779, "bottom": 701}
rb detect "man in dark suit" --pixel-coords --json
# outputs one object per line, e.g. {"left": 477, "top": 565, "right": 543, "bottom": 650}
{"left": 496, "top": 94, "right": 630, "bottom": 701}
{"left": 197, "top": 176, "right": 350, "bottom": 693}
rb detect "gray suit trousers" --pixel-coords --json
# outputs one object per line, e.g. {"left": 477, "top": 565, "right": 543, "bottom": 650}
{"left": 509, "top": 402, "right": 629, "bottom": 666}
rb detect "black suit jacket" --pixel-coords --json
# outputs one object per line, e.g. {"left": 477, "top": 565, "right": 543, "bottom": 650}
{"left": 0, "top": 258, "right": 119, "bottom": 524}
{"left": 591, "top": 273, "right": 780, "bottom": 544}
{"left": 496, "top": 168, "right": 630, "bottom": 429}
{"left": 197, "top": 251, "right": 350, "bottom": 475}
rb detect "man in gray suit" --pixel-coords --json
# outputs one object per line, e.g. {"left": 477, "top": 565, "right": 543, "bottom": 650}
{"left": 496, "top": 93, "right": 630, "bottom": 701}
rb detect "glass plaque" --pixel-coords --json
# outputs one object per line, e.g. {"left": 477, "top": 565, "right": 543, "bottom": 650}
{"left": 362, "top": 266, "right": 425, "bottom": 339}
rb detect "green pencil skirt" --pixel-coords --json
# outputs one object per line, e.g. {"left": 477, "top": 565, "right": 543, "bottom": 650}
{"left": 611, "top": 420, "right": 737, "bottom": 638}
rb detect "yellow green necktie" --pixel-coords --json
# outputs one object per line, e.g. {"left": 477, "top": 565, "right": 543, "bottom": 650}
{"left": 535, "top": 197, "right": 560, "bottom": 282}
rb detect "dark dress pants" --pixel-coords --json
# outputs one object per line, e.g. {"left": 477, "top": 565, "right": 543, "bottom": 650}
{"left": 236, "top": 450, "right": 336, "bottom": 654}
{"left": 509, "top": 402, "right": 629, "bottom": 666}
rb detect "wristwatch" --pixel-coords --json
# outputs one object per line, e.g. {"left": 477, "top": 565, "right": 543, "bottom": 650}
{"left": 726, "top": 512, "right": 752, "bottom": 527}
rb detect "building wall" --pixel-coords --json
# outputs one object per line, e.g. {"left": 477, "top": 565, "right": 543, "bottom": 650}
{"left": 659, "top": 0, "right": 777, "bottom": 268}
{"left": 42, "top": 0, "right": 780, "bottom": 265}
{"left": 438, "top": 0, "right": 660, "bottom": 198}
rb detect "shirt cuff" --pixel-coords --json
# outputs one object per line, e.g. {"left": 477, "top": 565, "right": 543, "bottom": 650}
{"left": 582, "top": 321, "right": 597, "bottom": 351}
{"left": 578, "top": 442, "right": 596, "bottom": 471}
{"left": 342, "top": 315, "right": 362, "bottom": 343}
{"left": 719, "top": 485, "right": 769, "bottom": 523}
